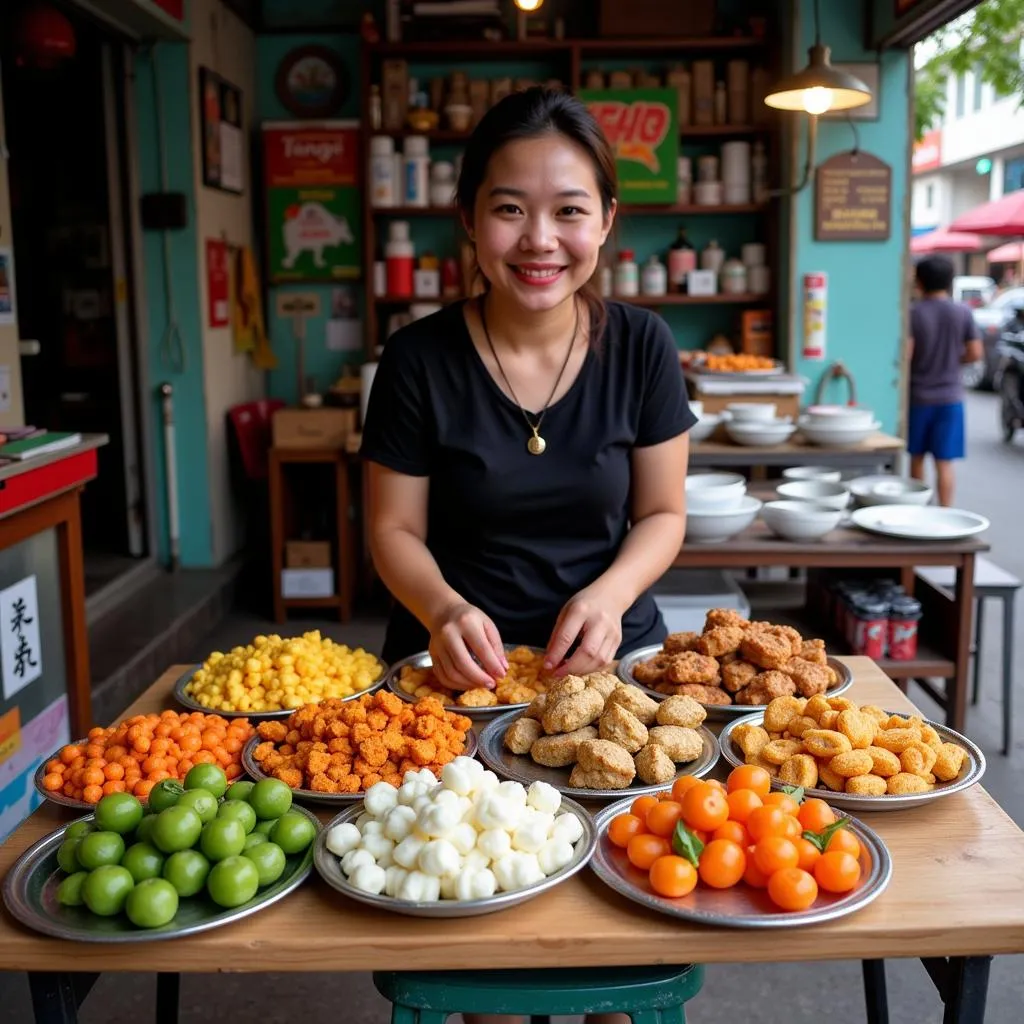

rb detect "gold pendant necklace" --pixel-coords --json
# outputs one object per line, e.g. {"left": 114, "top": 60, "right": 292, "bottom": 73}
{"left": 480, "top": 298, "right": 579, "bottom": 456}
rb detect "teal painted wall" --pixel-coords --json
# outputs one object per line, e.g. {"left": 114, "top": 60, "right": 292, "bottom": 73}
{"left": 136, "top": 44, "right": 214, "bottom": 567}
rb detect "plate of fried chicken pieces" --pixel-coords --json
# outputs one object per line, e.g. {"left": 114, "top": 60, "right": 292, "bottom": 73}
{"left": 616, "top": 609, "right": 852, "bottom": 719}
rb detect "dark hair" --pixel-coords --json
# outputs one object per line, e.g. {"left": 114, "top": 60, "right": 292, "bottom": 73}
{"left": 455, "top": 87, "right": 618, "bottom": 346}
{"left": 915, "top": 255, "right": 955, "bottom": 294}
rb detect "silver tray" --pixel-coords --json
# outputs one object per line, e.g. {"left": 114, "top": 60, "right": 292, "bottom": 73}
{"left": 241, "top": 728, "right": 479, "bottom": 807}
{"left": 616, "top": 646, "right": 853, "bottom": 721}
{"left": 33, "top": 738, "right": 99, "bottom": 811}
{"left": 2, "top": 804, "right": 320, "bottom": 943}
{"left": 173, "top": 658, "right": 388, "bottom": 721}
{"left": 476, "top": 709, "right": 719, "bottom": 801}
{"left": 385, "top": 645, "right": 548, "bottom": 719}
{"left": 313, "top": 794, "right": 596, "bottom": 918}
{"left": 719, "top": 711, "right": 986, "bottom": 811}
{"left": 590, "top": 797, "right": 891, "bottom": 928}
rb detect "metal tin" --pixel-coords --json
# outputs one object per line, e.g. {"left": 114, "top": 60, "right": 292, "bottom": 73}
{"left": 313, "top": 795, "right": 596, "bottom": 918}
{"left": 616, "top": 647, "right": 853, "bottom": 720}
{"left": 2, "top": 805, "right": 320, "bottom": 943}
{"left": 476, "top": 709, "right": 719, "bottom": 801}
{"left": 719, "top": 711, "right": 986, "bottom": 811}
{"left": 241, "top": 730, "right": 479, "bottom": 807}
{"left": 590, "top": 797, "right": 892, "bottom": 929}
{"left": 173, "top": 660, "right": 389, "bottom": 720}
{"left": 385, "top": 646, "right": 547, "bottom": 718}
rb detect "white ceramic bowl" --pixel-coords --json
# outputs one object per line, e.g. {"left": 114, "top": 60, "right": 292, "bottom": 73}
{"left": 688, "top": 413, "right": 722, "bottom": 443}
{"left": 761, "top": 500, "right": 843, "bottom": 542}
{"left": 727, "top": 420, "right": 797, "bottom": 447}
{"left": 689, "top": 400, "right": 704, "bottom": 418}
{"left": 775, "top": 480, "right": 850, "bottom": 510}
{"left": 727, "top": 402, "right": 777, "bottom": 423}
{"left": 805, "top": 404, "right": 875, "bottom": 428}
{"left": 686, "top": 496, "right": 762, "bottom": 544}
{"left": 781, "top": 466, "right": 842, "bottom": 484}
{"left": 686, "top": 472, "right": 747, "bottom": 512}
{"left": 848, "top": 475, "right": 934, "bottom": 507}
{"left": 798, "top": 418, "right": 880, "bottom": 447}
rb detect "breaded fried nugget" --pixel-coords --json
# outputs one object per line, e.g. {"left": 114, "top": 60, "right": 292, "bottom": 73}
{"left": 504, "top": 717, "right": 544, "bottom": 755}
{"left": 734, "top": 723, "right": 771, "bottom": 760}
{"left": 847, "top": 774, "right": 887, "bottom": 796}
{"left": 933, "top": 742, "right": 968, "bottom": 782}
{"left": 722, "top": 659, "right": 758, "bottom": 694}
{"left": 818, "top": 709, "right": 840, "bottom": 730}
{"left": 542, "top": 687, "right": 604, "bottom": 734}
{"left": 764, "top": 695, "right": 806, "bottom": 733}
{"left": 786, "top": 715, "right": 818, "bottom": 739}
{"left": 634, "top": 743, "right": 677, "bottom": 786}
{"left": 784, "top": 659, "right": 833, "bottom": 698}
{"left": 663, "top": 631, "right": 701, "bottom": 654}
{"left": 704, "top": 608, "right": 751, "bottom": 631}
{"left": 778, "top": 753, "right": 818, "bottom": 788}
{"left": 584, "top": 672, "right": 621, "bottom": 699}
{"left": 736, "top": 671, "right": 796, "bottom": 705}
{"left": 740, "top": 630, "right": 794, "bottom": 671}
{"left": 803, "top": 729, "right": 853, "bottom": 758}
{"left": 576, "top": 739, "right": 637, "bottom": 781}
{"left": 495, "top": 681, "right": 538, "bottom": 705}
{"left": 665, "top": 651, "right": 721, "bottom": 685}
{"left": 656, "top": 695, "right": 707, "bottom": 729}
{"left": 827, "top": 696, "right": 857, "bottom": 713}
{"left": 524, "top": 692, "right": 549, "bottom": 721}
{"left": 605, "top": 685, "right": 660, "bottom": 725}
{"left": 457, "top": 688, "right": 498, "bottom": 708}
{"left": 599, "top": 704, "right": 649, "bottom": 753}
{"left": 273, "top": 767, "right": 304, "bottom": 789}
{"left": 761, "top": 738, "right": 804, "bottom": 765}
{"left": 253, "top": 740, "right": 276, "bottom": 763}
{"left": 670, "top": 683, "right": 732, "bottom": 705}
{"left": 647, "top": 726, "right": 704, "bottom": 763}
{"left": 697, "top": 625, "right": 745, "bottom": 658}
{"left": 797, "top": 639, "right": 828, "bottom": 666}
{"left": 828, "top": 749, "right": 874, "bottom": 778}
{"left": 865, "top": 746, "right": 901, "bottom": 777}
{"left": 568, "top": 765, "right": 634, "bottom": 791}
{"left": 546, "top": 675, "right": 587, "bottom": 700}
{"left": 887, "top": 772, "right": 931, "bottom": 795}
{"left": 307, "top": 749, "right": 331, "bottom": 776}
{"left": 901, "top": 742, "right": 938, "bottom": 777}
{"left": 859, "top": 705, "right": 889, "bottom": 726}
{"left": 530, "top": 726, "right": 598, "bottom": 767}
{"left": 816, "top": 762, "right": 846, "bottom": 792}
{"left": 631, "top": 656, "right": 669, "bottom": 686}
{"left": 920, "top": 724, "right": 943, "bottom": 750}
{"left": 837, "top": 710, "right": 877, "bottom": 750}
{"left": 257, "top": 720, "right": 288, "bottom": 743}
{"left": 873, "top": 728, "right": 919, "bottom": 754}
{"left": 803, "top": 694, "right": 832, "bottom": 723}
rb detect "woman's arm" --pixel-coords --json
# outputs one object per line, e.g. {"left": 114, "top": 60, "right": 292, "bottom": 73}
{"left": 545, "top": 432, "right": 690, "bottom": 674}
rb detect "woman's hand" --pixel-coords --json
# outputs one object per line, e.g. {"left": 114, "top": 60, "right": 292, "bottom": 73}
{"left": 429, "top": 602, "right": 508, "bottom": 691}
{"left": 544, "top": 584, "right": 624, "bottom": 678}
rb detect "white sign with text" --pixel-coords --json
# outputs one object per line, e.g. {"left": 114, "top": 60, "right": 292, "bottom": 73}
{"left": 0, "top": 576, "right": 43, "bottom": 700}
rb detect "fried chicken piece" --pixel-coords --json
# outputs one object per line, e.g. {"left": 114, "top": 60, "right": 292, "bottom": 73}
{"left": 256, "top": 720, "right": 288, "bottom": 743}
{"left": 865, "top": 746, "right": 901, "bottom": 777}
{"left": 309, "top": 773, "right": 339, "bottom": 794}
{"left": 260, "top": 751, "right": 285, "bottom": 772}
{"left": 721, "top": 659, "right": 758, "bottom": 694}
{"left": 655, "top": 695, "right": 707, "bottom": 729}
{"left": 598, "top": 704, "right": 649, "bottom": 754}
{"left": 778, "top": 754, "right": 818, "bottom": 789}
{"left": 495, "top": 681, "right": 538, "bottom": 705}
{"left": 530, "top": 726, "right": 599, "bottom": 767}
{"left": 740, "top": 630, "right": 794, "bottom": 671}
{"left": 900, "top": 743, "right": 938, "bottom": 778}
{"left": 786, "top": 715, "right": 818, "bottom": 739}
{"left": 358, "top": 737, "right": 389, "bottom": 768}
{"left": 523, "top": 692, "right": 549, "bottom": 721}
{"left": 542, "top": 687, "right": 604, "bottom": 735}
{"left": 647, "top": 726, "right": 703, "bottom": 763}
{"left": 933, "top": 742, "right": 968, "bottom": 782}
{"left": 576, "top": 739, "right": 637, "bottom": 785}
{"left": 665, "top": 651, "right": 721, "bottom": 686}
{"left": 634, "top": 743, "right": 677, "bottom": 786}
{"left": 253, "top": 740, "right": 276, "bottom": 763}
{"left": 584, "top": 672, "right": 621, "bottom": 699}
{"left": 407, "top": 738, "right": 438, "bottom": 766}
{"left": 704, "top": 608, "right": 751, "bottom": 631}
{"left": 663, "top": 631, "right": 701, "bottom": 655}
{"left": 546, "top": 675, "right": 587, "bottom": 700}
{"left": 671, "top": 683, "right": 732, "bottom": 705}
{"left": 273, "top": 767, "right": 303, "bottom": 789}
{"left": 604, "top": 685, "right": 660, "bottom": 725}
{"left": 306, "top": 749, "right": 331, "bottom": 776}
{"left": 696, "top": 625, "right": 745, "bottom": 658}
{"left": 568, "top": 765, "right": 634, "bottom": 790}
{"left": 761, "top": 738, "right": 804, "bottom": 765}
{"left": 837, "top": 710, "right": 877, "bottom": 750}
{"left": 457, "top": 688, "right": 498, "bottom": 708}
{"left": 631, "top": 656, "right": 669, "bottom": 686}
{"left": 803, "top": 729, "right": 853, "bottom": 758}
{"left": 783, "top": 659, "right": 834, "bottom": 698}
{"left": 504, "top": 717, "right": 544, "bottom": 755}
{"left": 736, "top": 671, "right": 797, "bottom": 705}
{"left": 796, "top": 639, "right": 828, "bottom": 666}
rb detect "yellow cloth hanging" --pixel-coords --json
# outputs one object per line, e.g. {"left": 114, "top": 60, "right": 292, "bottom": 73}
{"left": 234, "top": 246, "right": 277, "bottom": 369}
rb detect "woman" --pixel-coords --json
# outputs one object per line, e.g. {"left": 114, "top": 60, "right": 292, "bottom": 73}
{"left": 362, "top": 88, "right": 694, "bottom": 1024}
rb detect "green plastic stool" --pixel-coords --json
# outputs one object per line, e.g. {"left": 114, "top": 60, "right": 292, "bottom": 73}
{"left": 373, "top": 964, "right": 705, "bottom": 1024}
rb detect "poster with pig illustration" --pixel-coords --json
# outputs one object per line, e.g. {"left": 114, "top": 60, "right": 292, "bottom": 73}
{"left": 263, "top": 121, "right": 361, "bottom": 281}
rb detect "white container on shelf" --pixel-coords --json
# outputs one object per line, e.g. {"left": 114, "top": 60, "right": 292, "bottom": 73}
{"left": 724, "top": 183, "right": 751, "bottom": 204}
{"left": 403, "top": 136, "right": 430, "bottom": 207}
{"left": 697, "top": 154, "right": 719, "bottom": 183}
{"left": 429, "top": 160, "right": 456, "bottom": 207}
{"left": 615, "top": 250, "right": 639, "bottom": 297}
{"left": 741, "top": 242, "right": 766, "bottom": 267}
{"left": 720, "top": 141, "right": 751, "bottom": 183}
{"left": 720, "top": 258, "right": 748, "bottom": 295}
{"left": 694, "top": 181, "right": 724, "bottom": 206}
{"left": 700, "top": 239, "right": 725, "bottom": 274}
{"left": 370, "top": 136, "right": 397, "bottom": 207}
{"left": 748, "top": 265, "right": 771, "bottom": 294}
{"left": 641, "top": 255, "right": 667, "bottom": 296}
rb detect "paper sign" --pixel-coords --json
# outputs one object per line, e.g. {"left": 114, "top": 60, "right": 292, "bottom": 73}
{"left": 0, "top": 248, "right": 16, "bottom": 325}
{"left": 803, "top": 272, "right": 828, "bottom": 361}
{"left": 0, "top": 576, "right": 43, "bottom": 700}
{"left": 206, "top": 239, "right": 231, "bottom": 327}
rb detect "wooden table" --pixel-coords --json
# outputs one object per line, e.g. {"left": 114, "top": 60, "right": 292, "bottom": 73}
{"left": 2, "top": 661, "right": 1022, "bottom": 1024}
{"left": 673, "top": 520, "right": 988, "bottom": 735}
{"left": 689, "top": 432, "right": 905, "bottom": 473}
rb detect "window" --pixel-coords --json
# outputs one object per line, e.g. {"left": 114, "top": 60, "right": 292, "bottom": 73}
{"left": 925, "top": 183, "right": 935, "bottom": 208}
{"left": 973, "top": 67, "right": 984, "bottom": 111}
{"left": 1004, "top": 157, "right": 1024, "bottom": 194}
{"left": 955, "top": 73, "right": 966, "bottom": 118}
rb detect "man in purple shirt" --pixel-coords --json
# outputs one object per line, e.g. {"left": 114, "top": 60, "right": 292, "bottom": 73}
{"left": 908, "top": 256, "right": 984, "bottom": 506}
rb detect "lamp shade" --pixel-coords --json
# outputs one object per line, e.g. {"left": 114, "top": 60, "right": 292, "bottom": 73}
{"left": 765, "top": 44, "right": 872, "bottom": 115}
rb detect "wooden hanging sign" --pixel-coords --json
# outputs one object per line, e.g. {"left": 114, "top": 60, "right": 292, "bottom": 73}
{"left": 814, "top": 151, "right": 892, "bottom": 242}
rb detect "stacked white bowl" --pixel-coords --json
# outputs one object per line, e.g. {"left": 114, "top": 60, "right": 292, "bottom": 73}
{"left": 687, "top": 400, "right": 723, "bottom": 443}
{"left": 725, "top": 403, "right": 796, "bottom": 447}
{"left": 781, "top": 465, "right": 842, "bottom": 484}
{"left": 685, "top": 472, "right": 762, "bottom": 544}
{"left": 775, "top": 479, "right": 850, "bottom": 510}
{"left": 761, "top": 499, "right": 843, "bottom": 542}
{"left": 848, "top": 474, "right": 934, "bottom": 507}
{"left": 799, "top": 405, "right": 879, "bottom": 447}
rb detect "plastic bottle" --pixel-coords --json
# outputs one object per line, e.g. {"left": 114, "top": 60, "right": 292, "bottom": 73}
{"left": 430, "top": 161, "right": 456, "bottom": 207}
{"left": 641, "top": 255, "right": 667, "bottom": 296}
{"left": 720, "top": 258, "right": 748, "bottom": 295}
{"left": 370, "top": 136, "right": 397, "bottom": 207}
{"left": 700, "top": 239, "right": 725, "bottom": 274}
{"left": 385, "top": 221, "right": 415, "bottom": 297}
{"left": 667, "top": 227, "right": 697, "bottom": 293}
{"left": 752, "top": 140, "right": 769, "bottom": 203}
{"left": 614, "top": 250, "right": 639, "bottom": 297}
{"left": 403, "top": 136, "right": 430, "bottom": 207}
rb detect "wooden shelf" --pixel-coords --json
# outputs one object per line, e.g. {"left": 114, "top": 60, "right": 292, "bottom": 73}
{"left": 680, "top": 124, "right": 772, "bottom": 136}
{"left": 619, "top": 203, "right": 768, "bottom": 215}
{"left": 576, "top": 37, "right": 767, "bottom": 55}
{"left": 367, "top": 37, "right": 765, "bottom": 59}
{"left": 622, "top": 293, "right": 767, "bottom": 306}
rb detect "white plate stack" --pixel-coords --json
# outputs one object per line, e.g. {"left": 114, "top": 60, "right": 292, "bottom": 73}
{"left": 721, "top": 141, "right": 751, "bottom": 205}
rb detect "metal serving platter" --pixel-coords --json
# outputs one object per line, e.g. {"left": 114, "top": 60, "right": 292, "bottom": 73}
{"left": 2, "top": 805, "right": 320, "bottom": 943}
{"left": 241, "top": 730, "right": 479, "bottom": 807}
{"left": 173, "top": 660, "right": 388, "bottom": 721}
{"left": 313, "top": 794, "right": 596, "bottom": 918}
{"left": 616, "top": 647, "right": 853, "bottom": 721}
{"left": 590, "top": 797, "right": 892, "bottom": 929}
{"left": 33, "top": 738, "right": 101, "bottom": 811}
{"left": 385, "top": 645, "right": 548, "bottom": 719}
{"left": 476, "top": 709, "right": 719, "bottom": 802}
{"left": 691, "top": 360, "right": 786, "bottom": 378}
{"left": 719, "top": 711, "right": 986, "bottom": 812}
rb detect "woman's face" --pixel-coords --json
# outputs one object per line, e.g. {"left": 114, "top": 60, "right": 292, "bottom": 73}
{"left": 469, "top": 133, "right": 615, "bottom": 314}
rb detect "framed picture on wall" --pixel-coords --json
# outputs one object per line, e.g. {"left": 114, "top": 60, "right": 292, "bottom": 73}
{"left": 200, "top": 66, "right": 245, "bottom": 194}
{"left": 822, "top": 62, "right": 881, "bottom": 122}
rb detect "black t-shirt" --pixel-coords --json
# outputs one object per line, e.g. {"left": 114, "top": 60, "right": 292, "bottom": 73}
{"left": 361, "top": 299, "right": 696, "bottom": 663}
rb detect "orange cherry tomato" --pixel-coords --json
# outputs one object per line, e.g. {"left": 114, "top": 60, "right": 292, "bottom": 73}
{"left": 793, "top": 837, "right": 822, "bottom": 873}
{"left": 826, "top": 828, "right": 862, "bottom": 859}
{"left": 704, "top": 778, "right": 726, "bottom": 793}
{"left": 670, "top": 775, "right": 703, "bottom": 803}
{"left": 797, "top": 797, "right": 836, "bottom": 833}
{"left": 753, "top": 836, "right": 799, "bottom": 875}
{"left": 814, "top": 851, "right": 862, "bottom": 893}
{"left": 627, "top": 833, "right": 671, "bottom": 871}
{"left": 646, "top": 801, "right": 684, "bottom": 838}
{"left": 648, "top": 855, "right": 698, "bottom": 898}
{"left": 767, "top": 867, "right": 819, "bottom": 911}
{"left": 697, "top": 839, "right": 746, "bottom": 889}
{"left": 712, "top": 820, "right": 749, "bottom": 846}
{"left": 631, "top": 795, "right": 659, "bottom": 820}
{"left": 608, "top": 813, "right": 645, "bottom": 849}
{"left": 743, "top": 855, "right": 770, "bottom": 889}
{"left": 726, "top": 788, "right": 763, "bottom": 824}
{"left": 726, "top": 764, "right": 772, "bottom": 798}
{"left": 746, "top": 805, "right": 788, "bottom": 842}
{"left": 763, "top": 792, "right": 800, "bottom": 817}
{"left": 681, "top": 782, "right": 730, "bottom": 832}
{"left": 781, "top": 815, "right": 802, "bottom": 839}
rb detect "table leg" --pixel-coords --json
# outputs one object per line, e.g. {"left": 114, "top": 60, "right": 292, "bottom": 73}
{"left": 27, "top": 971, "right": 97, "bottom": 1024}
{"left": 950, "top": 555, "right": 977, "bottom": 733}
{"left": 1003, "top": 592, "right": 1015, "bottom": 756}
{"left": 861, "top": 959, "right": 889, "bottom": 1024}
{"left": 922, "top": 956, "right": 992, "bottom": 1024}
{"left": 156, "top": 972, "right": 180, "bottom": 1024}
{"left": 972, "top": 598, "right": 985, "bottom": 706}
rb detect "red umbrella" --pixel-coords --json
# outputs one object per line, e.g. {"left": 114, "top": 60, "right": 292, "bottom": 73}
{"left": 910, "top": 228, "right": 983, "bottom": 254}
{"left": 950, "top": 190, "right": 1024, "bottom": 235}
{"left": 987, "top": 241, "right": 1024, "bottom": 262}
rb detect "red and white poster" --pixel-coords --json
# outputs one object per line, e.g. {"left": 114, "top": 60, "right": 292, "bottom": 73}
{"left": 206, "top": 238, "right": 230, "bottom": 328}
{"left": 803, "top": 272, "right": 828, "bottom": 361}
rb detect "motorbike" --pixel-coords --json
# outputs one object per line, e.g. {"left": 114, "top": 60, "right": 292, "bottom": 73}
{"left": 995, "top": 318, "right": 1024, "bottom": 442}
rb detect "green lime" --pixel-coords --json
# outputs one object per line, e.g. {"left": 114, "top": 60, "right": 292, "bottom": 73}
{"left": 162, "top": 849, "right": 210, "bottom": 897}
{"left": 126, "top": 878, "right": 179, "bottom": 928}
{"left": 206, "top": 855, "right": 259, "bottom": 908}
{"left": 242, "top": 832, "right": 268, "bottom": 852}
{"left": 254, "top": 819, "right": 276, "bottom": 836}
{"left": 247, "top": 778, "right": 292, "bottom": 820}
{"left": 56, "top": 871, "right": 89, "bottom": 906}
{"left": 82, "top": 865, "right": 134, "bottom": 916}
{"left": 77, "top": 831, "right": 126, "bottom": 871}
{"left": 121, "top": 842, "right": 165, "bottom": 883}
{"left": 151, "top": 806, "right": 203, "bottom": 854}
{"left": 269, "top": 812, "right": 315, "bottom": 855}
{"left": 176, "top": 789, "right": 218, "bottom": 824}
{"left": 56, "top": 837, "right": 82, "bottom": 874}
{"left": 225, "top": 780, "right": 255, "bottom": 802}
{"left": 94, "top": 793, "right": 144, "bottom": 835}
{"left": 184, "top": 763, "right": 227, "bottom": 799}
{"left": 244, "top": 842, "right": 286, "bottom": 887}
{"left": 217, "top": 799, "right": 256, "bottom": 834}
{"left": 200, "top": 817, "right": 246, "bottom": 862}
{"left": 65, "top": 820, "right": 96, "bottom": 842}
{"left": 148, "top": 779, "right": 186, "bottom": 813}
{"left": 134, "top": 814, "right": 158, "bottom": 845}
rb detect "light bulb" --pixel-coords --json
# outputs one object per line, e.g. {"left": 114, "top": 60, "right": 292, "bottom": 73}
{"left": 801, "top": 87, "right": 833, "bottom": 116}
{"left": 515, "top": 0, "right": 544, "bottom": 10}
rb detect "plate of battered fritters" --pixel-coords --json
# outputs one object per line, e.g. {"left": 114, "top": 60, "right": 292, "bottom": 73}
{"left": 477, "top": 672, "right": 719, "bottom": 800}
{"left": 616, "top": 608, "right": 852, "bottom": 719}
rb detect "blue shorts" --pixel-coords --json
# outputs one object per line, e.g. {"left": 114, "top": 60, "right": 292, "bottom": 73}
{"left": 908, "top": 402, "right": 965, "bottom": 461}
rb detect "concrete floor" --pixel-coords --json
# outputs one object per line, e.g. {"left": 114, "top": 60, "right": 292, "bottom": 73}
{"left": 4, "top": 390, "right": 1023, "bottom": 1022}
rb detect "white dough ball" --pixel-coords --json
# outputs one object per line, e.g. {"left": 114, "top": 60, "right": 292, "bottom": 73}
{"left": 511, "top": 819, "right": 549, "bottom": 854}
{"left": 383, "top": 805, "right": 417, "bottom": 843}
{"left": 350, "top": 863, "right": 387, "bottom": 895}
{"left": 418, "top": 838, "right": 462, "bottom": 879}
{"left": 360, "top": 833, "right": 396, "bottom": 863}
{"left": 364, "top": 781, "right": 400, "bottom": 818}
{"left": 355, "top": 812, "right": 375, "bottom": 831}
{"left": 476, "top": 828, "right": 512, "bottom": 861}
{"left": 463, "top": 848, "right": 491, "bottom": 873}
{"left": 398, "top": 870, "right": 441, "bottom": 902}
{"left": 527, "top": 780, "right": 562, "bottom": 816}
{"left": 341, "top": 848, "right": 375, "bottom": 876}
{"left": 384, "top": 865, "right": 409, "bottom": 897}
{"left": 473, "top": 793, "right": 521, "bottom": 832}
{"left": 417, "top": 801, "right": 462, "bottom": 838}
{"left": 393, "top": 835, "right": 427, "bottom": 870}
{"left": 537, "top": 839, "right": 575, "bottom": 876}
{"left": 325, "top": 822, "right": 361, "bottom": 857}
{"left": 441, "top": 760, "right": 476, "bottom": 796}
{"left": 512, "top": 852, "right": 545, "bottom": 889}
{"left": 361, "top": 820, "right": 385, "bottom": 837}
{"left": 455, "top": 868, "right": 498, "bottom": 901}
{"left": 551, "top": 812, "right": 584, "bottom": 846}
{"left": 397, "top": 782, "right": 423, "bottom": 806}
{"left": 448, "top": 822, "right": 479, "bottom": 856}
{"left": 477, "top": 770, "right": 500, "bottom": 792}
{"left": 491, "top": 853, "right": 520, "bottom": 893}
{"left": 497, "top": 780, "right": 528, "bottom": 808}
{"left": 416, "top": 769, "right": 440, "bottom": 787}
{"left": 439, "top": 874, "right": 459, "bottom": 900}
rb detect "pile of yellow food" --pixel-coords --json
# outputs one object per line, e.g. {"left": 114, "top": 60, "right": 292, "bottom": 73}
{"left": 703, "top": 353, "right": 777, "bottom": 372}
{"left": 731, "top": 694, "right": 969, "bottom": 796}
{"left": 395, "top": 645, "right": 553, "bottom": 708}
{"left": 184, "top": 631, "right": 383, "bottom": 713}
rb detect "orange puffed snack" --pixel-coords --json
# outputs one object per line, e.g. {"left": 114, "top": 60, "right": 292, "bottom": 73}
{"left": 704, "top": 354, "right": 777, "bottom": 372}
{"left": 42, "top": 711, "right": 254, "bottom": 804}
{"left": 252, "top": 690, "right": 473, "bottom": 794}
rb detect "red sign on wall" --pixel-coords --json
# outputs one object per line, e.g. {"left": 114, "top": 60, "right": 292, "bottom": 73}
{"left": 262, "top": 122, "right": 359, "bottom": 188}
{"left": 153, "top": 0, "right": 185, "bottom": 19}
{"left": 206, "top": 239, "right": 230, "bottom": 328}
